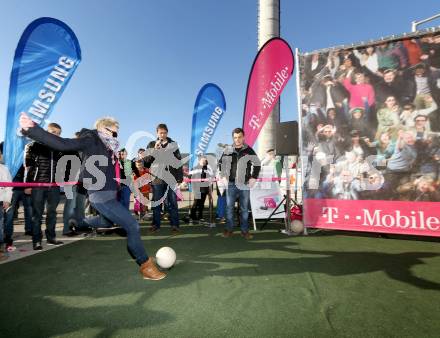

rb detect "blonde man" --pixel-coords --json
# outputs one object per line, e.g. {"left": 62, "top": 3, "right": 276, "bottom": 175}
{"left": 19, "top": 113, "right": 165, "bottom": 280}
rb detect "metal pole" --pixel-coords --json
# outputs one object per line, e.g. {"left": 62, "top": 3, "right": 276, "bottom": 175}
{"left": 257, "top": 0, "right": 280, "bottom": 158}
{"left": 412, "top": 13, "right": 440, "bottom": 32}
{"left": 279, "top": 157, "right": 292, "bottom": 235}
{"left": 295, "top": 47, "right": 307, "bottom": 235}
{"left": 208, "top": 179, "right": 215, "bottom": 228}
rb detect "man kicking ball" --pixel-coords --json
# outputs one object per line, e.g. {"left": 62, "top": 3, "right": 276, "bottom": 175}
{"left": 19, "top": 112, "right": 165, "bottom": 280}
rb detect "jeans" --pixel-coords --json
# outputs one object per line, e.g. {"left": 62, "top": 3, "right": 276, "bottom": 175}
{"left": 225, "top": 182, "right": 250, "bottom": 232}
{"left": 82, "top": 191, "right": 148, "bottom": 265}
{"left": 31, "top": 187, "right": 60, "bottom": 243}
{"left": 5, "top": 190, "right": 33, "bottom": 244}
{"left": 216, "top": 193, "right": 226, "bottom": 218}
{"left": 152, "top": 184, "right": 179, "bottom": 228}
{"left": 63, "top": 186, "right": 86, "bottom": 234}
{"left": 119, "top": 185, "right": 131, "bottom": 210}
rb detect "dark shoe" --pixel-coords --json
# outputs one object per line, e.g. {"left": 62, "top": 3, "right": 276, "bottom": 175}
{"left": 24, "top": 231, "right": 33, "bottom": 236}
{"left": 139, "top": 258, "right": 166, "bottom": 280}
{"left": 148, "top": 226, "right": 160, "bottom": 233}
{"left": 47, "top": 239, "right": 64, "bottom": 246}
{"left": 33, "top": 242, "right": 43, "bottom": 250}
{"left": 77, "top": 227, "right": 93, "bottom": 234}
{"left": 63, "top": 230, "right": 79, "bottom": 237}
{"left": 223, "top": 230, "right": 233, "bottom": 238}
{"left": 171, "top": 227, "right": 181, "bottom": 235}
{"left": 241, "top": 231, "right": 253, "bottom": 240}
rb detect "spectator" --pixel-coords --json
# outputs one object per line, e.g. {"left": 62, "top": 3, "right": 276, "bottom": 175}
{"left": 144, "top": 123, "right": 183, "bottom": 234}
{"left": 188, "top": 156, "right": 214, "bottom": 223}
{"left": 218, "top": 128, "right": 261, "bottom": 239}
{"left": 397, "top": 176, "right": 440, "bottom": 201}
{"left": 118, "top": 148, "right": 132, "bottom": 210}
{"left": 0, "top": 145, "right": 12, "bottom": 260}
{"left": 400, "top": 98, "right": 437, "bottom": 131}
{"left": 4, "top": 165, "right": 33, "bottom": 249}
{"left": 25, "top": 123, "right": 64, "bottom": 250}
{"left": 132, "top": 159, "right": 151, "bottom": 219}
{"left": 62, "top": 131, "right": 84, "bottom": 237}
{"left": 341, "top": 71, "right": 376, "bottom": 109}
{"left": 261, "top": 148, "right": 282, "bottom": 178}
{"left": 385, "top": 130, "right": 418, "bottom": 197}
{"left": 375, "top": 96, "right": 401, "bottom": 141}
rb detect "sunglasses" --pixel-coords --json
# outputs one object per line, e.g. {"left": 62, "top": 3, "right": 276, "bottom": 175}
{"left": 105, "top": 127, "right": 118, "bottom": 138}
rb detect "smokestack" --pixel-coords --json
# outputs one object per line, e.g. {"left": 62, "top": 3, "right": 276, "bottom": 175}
{"left": 257, "top": 0, "right": 280, "bottom": 158}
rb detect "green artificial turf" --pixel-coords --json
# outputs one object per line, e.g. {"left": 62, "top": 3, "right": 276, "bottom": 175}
{"left": 0, "top": 224, "right": 439, "bottom": 338}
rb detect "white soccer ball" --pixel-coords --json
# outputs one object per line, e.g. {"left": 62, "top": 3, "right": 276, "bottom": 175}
{"left": 289, "top": 220, "right": 304, "bottom": 234}
{"left": 155, "top": 247, "right": 176, "bottom": 269}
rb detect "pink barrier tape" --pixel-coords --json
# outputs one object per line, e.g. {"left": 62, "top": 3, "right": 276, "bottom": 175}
{"left": 0, "top": 181, "right": 78, "bottom": 187}
{"left": 183, "top": 177, "right": 287, "bottom": 183}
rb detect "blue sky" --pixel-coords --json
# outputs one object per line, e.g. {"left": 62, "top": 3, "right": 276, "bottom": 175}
{"left": 0, "top": 0, "right": 439, "bottom": 156}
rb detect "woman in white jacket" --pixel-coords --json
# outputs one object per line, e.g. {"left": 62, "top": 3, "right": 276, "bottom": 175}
{"left": 0, "top": 147, "right": 13, "bottom": 260}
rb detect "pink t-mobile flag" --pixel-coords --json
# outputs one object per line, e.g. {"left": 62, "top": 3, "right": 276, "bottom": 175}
{"left": 243, "top": 37, "right": 294, "bottom": 147}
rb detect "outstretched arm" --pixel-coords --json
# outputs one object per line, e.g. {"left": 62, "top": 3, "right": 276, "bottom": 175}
{"left": 20, "top": 112, "right": 91, "bottom": 152}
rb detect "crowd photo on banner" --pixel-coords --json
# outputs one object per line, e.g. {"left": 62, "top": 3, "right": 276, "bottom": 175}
{"left": 299, "top": 31, "right": 440, "bottom": 202}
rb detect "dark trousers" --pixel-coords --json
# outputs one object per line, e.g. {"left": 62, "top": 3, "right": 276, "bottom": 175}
{"left": 5, "top": 190, "right": 33, "bottom": 244}
{"left": 190, "top": 192, "right": 208, "bottom": 220}
{"left": 152, "top": 184, "right": 179, "bottom": 228}
{"left": 31, "top": 187, "right": 60, "bottom": 243}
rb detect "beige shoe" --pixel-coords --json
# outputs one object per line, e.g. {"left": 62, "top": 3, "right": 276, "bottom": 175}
{"left": 139, "top": 258, "right": 166, "bottom": 280}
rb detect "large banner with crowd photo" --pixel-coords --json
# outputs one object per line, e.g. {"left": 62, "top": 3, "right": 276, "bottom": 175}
{"left": 298, "top": 29, "right": 440, "bottom": 237}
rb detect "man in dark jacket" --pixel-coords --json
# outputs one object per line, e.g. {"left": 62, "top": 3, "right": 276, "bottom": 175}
{"left": 25, "top": 123, "right": 64, "bottom": 250}
{"left": 218, "top": 127, "right": 261, "bottom": 239}
{"left": 143, "top": 123, "right": 183, "bottom": 234}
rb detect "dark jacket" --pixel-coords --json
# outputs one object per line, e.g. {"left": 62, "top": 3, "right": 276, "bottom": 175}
{"left": 374, "top": 76, "right": 414, "bottom": 106}
{"left": 12, "top": 165, "right": 26, "bottom": 191}
{"left": 143, "top": 137, "right": 184, "bottom": 185}
{"left": 25, "top": 141, "right": 62, "bottom": 183}
{"left": 218, "top": 144, "right": 261, "bottom": 183}
{"left": 22, "top": 125, "right": 119, "bottom": 193}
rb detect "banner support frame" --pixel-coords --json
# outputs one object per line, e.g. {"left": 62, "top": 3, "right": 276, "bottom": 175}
{"left": 294, "top": 47, "right": 307, "bottom": 236}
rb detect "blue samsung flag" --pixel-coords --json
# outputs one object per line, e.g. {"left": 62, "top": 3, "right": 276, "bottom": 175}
{"left": 190, "top": 83, "right": 226, "bottom": 169}
{"left": 4, "top": 17, "right": 81, "bottom": 177}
